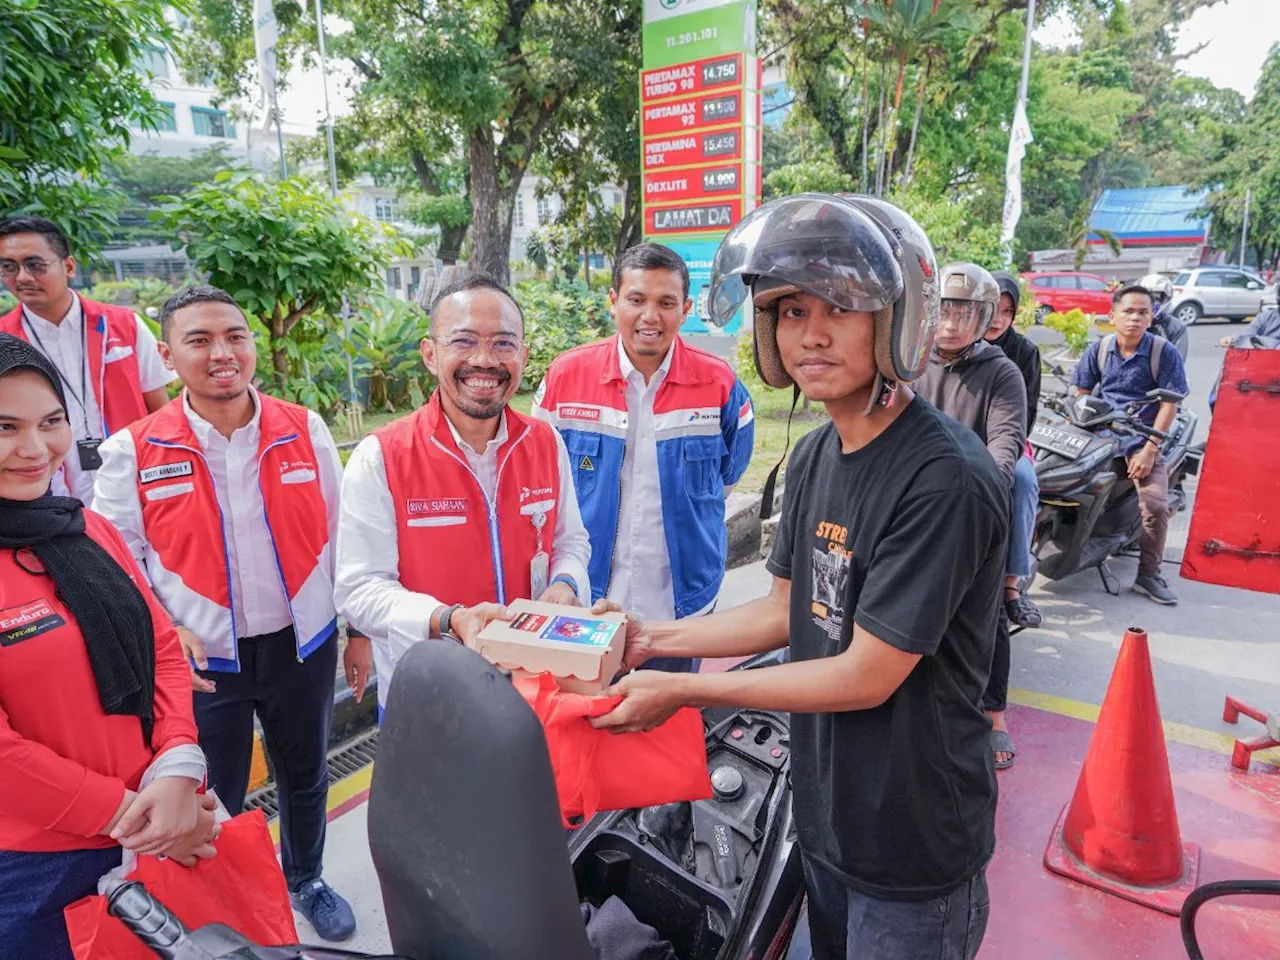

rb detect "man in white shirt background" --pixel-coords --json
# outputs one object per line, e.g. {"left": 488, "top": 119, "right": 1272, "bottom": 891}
{"left": 94, "top": 285, "right": 356, "bottom": 942}
{"left": 534, "top": 243, "right": 755, "bottom": 672}
{"left": 0, "top": 216, "right": 175, "bottom": 505}
{"left": 336, "top": 275, "right": 592, "bottom": 714}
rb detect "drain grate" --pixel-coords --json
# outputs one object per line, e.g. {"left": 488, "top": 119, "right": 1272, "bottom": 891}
{"left": 245, "top": 729, "right": 379, "bottom": 821}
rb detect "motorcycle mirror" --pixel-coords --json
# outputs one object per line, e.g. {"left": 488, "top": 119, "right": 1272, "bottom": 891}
{"left": 368, "top": 642, "right": 594, "bottom": 960}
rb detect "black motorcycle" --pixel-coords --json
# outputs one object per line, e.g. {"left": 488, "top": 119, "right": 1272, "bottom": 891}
{"left": 1028, "top": 388, "right": 1200, "bottom": 595}
{"left": 106, "top": 645, "right": 805, "bottom": 960}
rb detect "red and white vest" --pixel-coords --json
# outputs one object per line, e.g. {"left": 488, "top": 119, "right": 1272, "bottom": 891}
{"left": 128, "top": 395, "right": 336, "bottom": 672}
{"left": 376, "top": 393, "right": 562, "bottom": 606}
{"left": 1, "top": 295, "right": 148, "bottom": 435}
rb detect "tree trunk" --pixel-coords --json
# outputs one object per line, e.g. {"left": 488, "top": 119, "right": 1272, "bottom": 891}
{"left": 884, "top": 59, "right": 907, "bottom": 188}
{"left": 860, "top": 23, "right": 870, "bottom": 192}
{"left": 875, "top": 60, "right": 889, "bottom": 196}
{"left": 467, "top": 128, "right": 511, "bottom": 284}
{"left": 271, "top": 315, "right": 288, "bottom": 390}
{"left": 614, "top": 176, "right": 642, "bottom": 266}
{"left": 901, "top": 63, "right": 929, "bottom": 189}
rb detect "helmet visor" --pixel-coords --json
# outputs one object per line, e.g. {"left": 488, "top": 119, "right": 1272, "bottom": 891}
{"left": 936, "top": 299, "right": 992, "bottom": 351}
{"left": 707, "top": 195, "right": 905, "bottom": 327}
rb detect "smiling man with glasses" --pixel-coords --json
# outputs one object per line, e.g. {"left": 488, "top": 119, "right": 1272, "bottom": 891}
{"left": 0, "top": 216, "right": 175, "bottom": 505}
{"left": 334, "top": 274, "right": 592, "bottom": 716}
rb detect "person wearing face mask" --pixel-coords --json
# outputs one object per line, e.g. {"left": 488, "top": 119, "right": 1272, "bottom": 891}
{"left": 914, "top": 264, "right": 1028, "bottom": 771}
{"left": 335, "top": 275, "right": 592, "bottom": 710}
{"left": 91, "top": 286, "right": 355, "bottom": 942}
{"left": 532, "top": 244, "right": 755, "bottom": 671}
{"left": 0, "top": 216, "right": 177, "bottom": 506}
{"left": 0, "top": 334, "right": 215, "bottom": 960}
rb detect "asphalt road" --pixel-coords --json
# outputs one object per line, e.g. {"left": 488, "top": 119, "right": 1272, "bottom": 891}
{"left": 722, "top": 319, "right": 1280, "bottom": 737}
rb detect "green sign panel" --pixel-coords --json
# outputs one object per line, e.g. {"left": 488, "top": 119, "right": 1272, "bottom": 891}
{"left": 642, "top": 0, "right": 756, "bottom": 70}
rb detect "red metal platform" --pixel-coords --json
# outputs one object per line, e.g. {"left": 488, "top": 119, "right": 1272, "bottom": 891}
{"left": 985, "top": 703, "right": 1280, "bottom": 958}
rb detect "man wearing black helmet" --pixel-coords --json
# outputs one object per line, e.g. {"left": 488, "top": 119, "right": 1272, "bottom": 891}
{"left": 591, "top": 195, "right": 1005, "bottom": 959}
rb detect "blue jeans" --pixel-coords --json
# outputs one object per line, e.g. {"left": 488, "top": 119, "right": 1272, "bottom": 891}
{"left": 0, "top": 846, "right": 123, "bottom": 960}
{"left": 194, "top": 628, "right": 337, "bottom": 891}
{"left": 801, "top": 853, "right": 990, "bottom": 960}
{"left": 1007, "top": 456, "right": 1039, "bottom": 579}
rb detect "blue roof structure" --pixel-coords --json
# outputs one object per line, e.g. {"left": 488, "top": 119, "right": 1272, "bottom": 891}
{"left": 1087, "top": 186, "right": 1211, "bottom": 247}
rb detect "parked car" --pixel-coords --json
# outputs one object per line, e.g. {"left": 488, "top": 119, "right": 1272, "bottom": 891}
{"left": 1168, "top": 267, "right": 1268, "bottom": 324}
{"left": 1022, "top": 271, "right": 1115, "bottom": 323}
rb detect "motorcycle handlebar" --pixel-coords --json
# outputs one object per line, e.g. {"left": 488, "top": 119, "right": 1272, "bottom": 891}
{"left": 105, "top": 879, "right": 210, "bottom": 959}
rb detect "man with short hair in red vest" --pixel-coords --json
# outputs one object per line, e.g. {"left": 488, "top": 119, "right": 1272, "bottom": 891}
{"left": 93, "top": 285, "right": 357, "bottom": 942}
{"left": 335, "top": 274, "right": 592, "bottom": 715}
{"left": 0, "top": 216, "right": 175, "bottom": 505}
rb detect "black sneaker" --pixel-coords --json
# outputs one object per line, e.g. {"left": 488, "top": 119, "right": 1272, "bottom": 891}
{"left": 291, "top": 879, "right": 356, "bottom": 942}
{"left": 1133, "top": 574, "right": 1177, "bottom": 605}
{"left": 1005, "top": 593, "right": 1043, "bottom": 628}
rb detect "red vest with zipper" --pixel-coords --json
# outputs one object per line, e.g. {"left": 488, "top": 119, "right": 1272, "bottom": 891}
{"left": 1, "top": 295, "right": 148, "bottom": 435}
{"left": 376, "top": 392, "right": 561, "bottom": 606}
{"left": 127, "top": 394, "right": 336, "bottom": 672}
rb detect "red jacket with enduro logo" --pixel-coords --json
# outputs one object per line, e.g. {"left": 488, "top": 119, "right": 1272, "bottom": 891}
{"left": 0, "top": 511, "right": 198, "bottom": 852}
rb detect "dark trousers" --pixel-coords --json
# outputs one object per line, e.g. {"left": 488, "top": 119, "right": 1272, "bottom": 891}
{"left": 0, "top": 846, "right": 123, "bottom": 960}
{"left": 802, "top": 853, "right": 989, "bottom": 960}
{"left": 194, "top": 627, "right": 337, "bottom": 890}
{"left": 981, "top": 610, "right": 1010, "bottom": 713}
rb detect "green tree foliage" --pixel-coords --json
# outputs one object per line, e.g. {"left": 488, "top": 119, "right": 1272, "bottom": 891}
{"left": 155, "top": 170, "right": 408, "bottom": 388}
{"left": 1199, "top": 44, "right": 1280, "bottom": 270}
{"left": 106, "top": 145, "right": 240, "bottom": 244}
{"left": 0, "top": 0, "right": 178, "bottom": 258}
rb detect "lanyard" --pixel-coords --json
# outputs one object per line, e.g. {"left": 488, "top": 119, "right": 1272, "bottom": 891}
{"left": 22, "top": 303, "right": 93, "bottom": 435}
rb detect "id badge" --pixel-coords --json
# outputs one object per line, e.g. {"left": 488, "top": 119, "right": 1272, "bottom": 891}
{"left": 77, "top": 439, "right": 104, "bottom": 471}
{"left": 530, "top": 551, "right": 550, "bottom": 599}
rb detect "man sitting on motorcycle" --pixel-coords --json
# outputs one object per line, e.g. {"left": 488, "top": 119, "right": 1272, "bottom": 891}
{"left": 1072, "top": 285, "right": 1189, "bottom": 605}
{"left": 916, "top": 263, "right": 1029, "bottom": 771}
{"left": 591, "top": 195, "right": 1004, "bottom": 960}
{"left": 1138, "top": 273, "right": 1189, "bottom": 357}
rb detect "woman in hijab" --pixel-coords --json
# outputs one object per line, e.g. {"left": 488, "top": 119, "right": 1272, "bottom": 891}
{"left": 0, "top": 333, "right": 217, "bottom": 959}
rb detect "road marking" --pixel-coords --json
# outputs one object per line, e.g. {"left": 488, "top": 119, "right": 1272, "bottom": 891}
{"left": 1008, "top": 686, "right": 1279, "bottom": 765}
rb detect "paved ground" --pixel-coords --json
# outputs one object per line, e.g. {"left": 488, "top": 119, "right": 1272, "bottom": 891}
{"left": 297, "top": 320, "right": 1280, "bottom": 955}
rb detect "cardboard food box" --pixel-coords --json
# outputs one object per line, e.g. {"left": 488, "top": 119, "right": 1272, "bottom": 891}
{"left": 470, "top": 600, "right": 626, "bottom": 695}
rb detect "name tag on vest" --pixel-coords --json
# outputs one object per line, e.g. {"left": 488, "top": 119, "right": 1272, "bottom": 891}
{"left": 0, "top": 598, "right": 67, "bottom": 647}
{"left": 406, "top": 497, "right": 469, "bottom": 528}
{"left": 105, "top": 345, "right": 135, "bottom": 363}
{"left": 140, "top": 461, "right": 194, "bottom": 484}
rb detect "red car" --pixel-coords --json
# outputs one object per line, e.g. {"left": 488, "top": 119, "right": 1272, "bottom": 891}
{"left": 1021, "top": 271, "right": 1115, "bottom": 322}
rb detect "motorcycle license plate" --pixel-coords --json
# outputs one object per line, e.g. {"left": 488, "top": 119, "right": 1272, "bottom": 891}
{"left": 1030, "top": 424, "right": 1089, "bottom": 460}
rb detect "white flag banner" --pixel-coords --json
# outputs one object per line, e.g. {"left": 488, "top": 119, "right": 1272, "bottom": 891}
{"left": 1000, "top": 100, "right": 1034, "bottom": 253}
{"left": 253, "top": 0, "right": 280, "bottom": 131}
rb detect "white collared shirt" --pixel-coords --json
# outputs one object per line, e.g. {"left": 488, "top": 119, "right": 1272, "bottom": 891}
{"left": 334, "top": 407, "right": 592, "bottom": 709}
{"left": 93, "top": 388, "right": 344, "bottom": 639}
{"left": 606, "top": 336, "right": 703, "bottom": 622}
{"left": 22, "top": 297, "right": 175, "bottom": 505}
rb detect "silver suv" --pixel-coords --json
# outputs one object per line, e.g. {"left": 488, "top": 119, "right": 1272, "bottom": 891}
{"left": 1168, "top": 267, "right": 1268, "bottom": 324}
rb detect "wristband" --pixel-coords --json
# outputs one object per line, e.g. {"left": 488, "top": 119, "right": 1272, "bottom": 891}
{"left": 550, "top": 574, "right": 579, "bottom": 596}
{"left": 439, "top": 603, "right": 463, "bottom": 640}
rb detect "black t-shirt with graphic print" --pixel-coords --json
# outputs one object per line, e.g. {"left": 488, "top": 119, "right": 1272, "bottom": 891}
{"left": 766, "top": 395, "right": 1007, "bottom": 901}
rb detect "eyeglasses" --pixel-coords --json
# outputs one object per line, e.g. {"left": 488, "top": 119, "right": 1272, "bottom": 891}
{"left": 433, "top": 333, "right": 523, "bottom": 361}
{"left": 0, "top": 257, "right": 59, "bottom": 279}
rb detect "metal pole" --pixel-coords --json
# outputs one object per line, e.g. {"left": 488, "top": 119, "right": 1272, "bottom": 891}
{"left": 1239, "top": 188, "right": 1251, "bottom": 269}
{"left": 1015, "top": 0, "right": 1035, "bottom": 107}
{"left": 274, "top": 109, "right": 288, "bottom": 179}
{"left": 314, "top": 0, "right": 359, "bottom": 416}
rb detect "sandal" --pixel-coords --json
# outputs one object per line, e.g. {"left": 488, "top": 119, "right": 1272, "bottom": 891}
{"left": 1005, "top": 593, "right": 1042, "bottom": 629}
{"left": 991, "top": 729, "right": 1016, "bottom": 770}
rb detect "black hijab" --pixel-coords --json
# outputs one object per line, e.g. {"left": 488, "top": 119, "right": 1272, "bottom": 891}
{"left": 0, "top": 333, "right": 155, "bottom": 744}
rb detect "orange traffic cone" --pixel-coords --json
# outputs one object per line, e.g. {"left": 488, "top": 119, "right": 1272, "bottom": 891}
{"left": 1043, "top": 627, "right": 1200, "bottom": 915}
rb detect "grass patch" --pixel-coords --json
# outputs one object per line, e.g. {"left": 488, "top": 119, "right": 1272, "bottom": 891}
{"left": 333, "top": 385, "right": 826, "bottom": 492}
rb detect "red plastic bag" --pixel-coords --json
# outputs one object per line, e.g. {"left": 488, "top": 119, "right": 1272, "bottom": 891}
{"left": 516, "top": 673, "right": 712, "bottom": 824}
{"left": 63, "top": 809, "right": 298, "bottom": 959}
